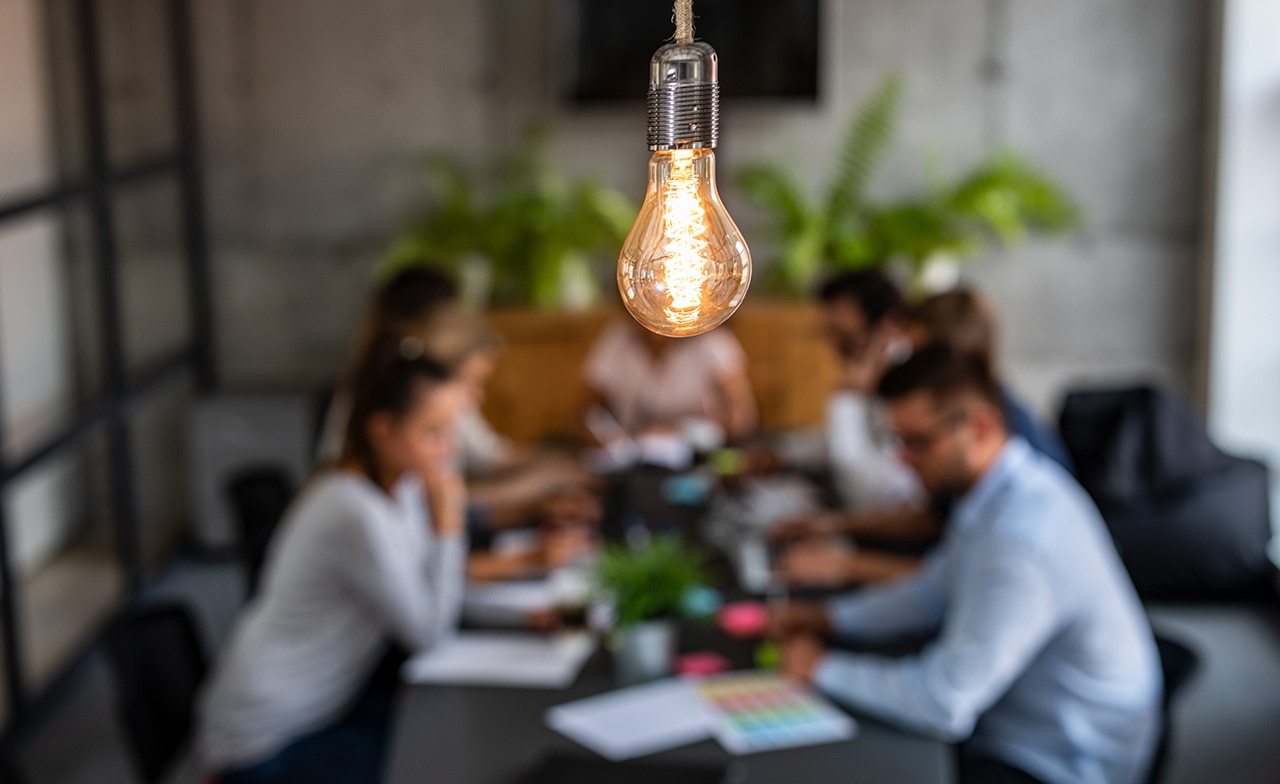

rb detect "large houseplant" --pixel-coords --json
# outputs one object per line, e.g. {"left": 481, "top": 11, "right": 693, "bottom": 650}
{"left": 381, "top": 133, "right": 635, "bottom": 309}
{"left": 595, "top": 537, "right": 708, "bottom": 682}
{"left": 737, "top": 73, "right": 1082, "bottom": 295}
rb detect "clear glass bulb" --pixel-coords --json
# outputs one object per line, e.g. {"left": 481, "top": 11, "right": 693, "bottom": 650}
{"left": 618, "top": 147, "right": 751, "bottom": 337}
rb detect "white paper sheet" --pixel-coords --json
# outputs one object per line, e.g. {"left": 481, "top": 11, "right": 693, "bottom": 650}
{"left": 742, "top": 476, "right": 822, "bottom": 527}
{"left": 402, "top": 632, "right": 595, "bottom": 689}
{"left": 462, "top": 580, "right": 556, "bottom": 626}
{"left": 545, "top": 678, "right": 716, "bottom": 761}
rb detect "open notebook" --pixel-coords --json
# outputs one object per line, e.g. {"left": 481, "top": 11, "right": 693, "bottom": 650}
{"left": 402, "top": 632, "right": 595, "bottom": 689}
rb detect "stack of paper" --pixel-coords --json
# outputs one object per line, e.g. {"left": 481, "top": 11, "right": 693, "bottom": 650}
{"left": 402, "top": 632, "right": 595, "bottom": 689}
{"left": 462, "top": 580, "right": 556, "bottom": 626}
{"left": 545, "top": 678, "right": 716, "bottom": 761}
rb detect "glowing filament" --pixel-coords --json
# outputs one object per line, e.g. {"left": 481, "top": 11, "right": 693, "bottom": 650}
{"left": 660, "top": 150, "right": 710, "bottom": 324}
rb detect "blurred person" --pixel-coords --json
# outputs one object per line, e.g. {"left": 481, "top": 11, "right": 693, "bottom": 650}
{"left": 902, "top": 288, "right": 1073, "bottom": 473}
{"left": 420, "top": 304, "right": 601, "bottom": 529}
{"left": 316, "top": 265, "right": 457, "bottom": 461}
{"left": 419, "top": 305, "right": 600, "bottom": 582}
{"left": 765, "top": 270, "right": 933, "bottom": 588}
{"left": 583, "top": 317, "right": 758, "bottom": 443}
{"left": 773, "top": 286, "right": 1076, "bottom": 587}
{"left": 321, "top": 268, "right": 599, "bottom": 537}
{"left": 199, "top": 336, "right": 469, "bottom": 784}
{"left": 421, "top": 306, "right": 581, "bottom": 483}
{"left": 465, "top": 489, "right": 599, "bottom": 581}
{"left": 812, "top": 270, "right": 923, "bottom": 511}
{"left": 771, "top": 344, "right": 1162, "bottom": 784}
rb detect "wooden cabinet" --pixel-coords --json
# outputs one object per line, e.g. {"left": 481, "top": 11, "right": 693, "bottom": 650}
{"left": 480, "top": 302, "right": 840, "bottom": 444}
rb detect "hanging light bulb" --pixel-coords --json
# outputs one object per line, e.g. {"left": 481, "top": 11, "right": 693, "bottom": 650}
{"left": 617, "top": 6, "right": 751, "bottom": 338}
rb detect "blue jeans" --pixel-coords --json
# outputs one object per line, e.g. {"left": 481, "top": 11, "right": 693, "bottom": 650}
{"left": 218, "top": 688, "right": 395, "bottom": 784}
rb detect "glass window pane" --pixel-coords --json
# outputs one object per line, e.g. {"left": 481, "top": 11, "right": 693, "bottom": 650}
{"left": 0, "top": 0, "right": 59, "bottom": 203}
{"left": 0, "top": 206, "right": 108, "bottom": 461}
{"left": 5, "top": 426, "right": 124, "bottom": 694}
{"left": 0, "top": 214, "right": 79, "bottom": 459}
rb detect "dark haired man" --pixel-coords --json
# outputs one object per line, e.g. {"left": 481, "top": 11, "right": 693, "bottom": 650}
{"left": 812, "top": 270, "right": 922, "bottom": 511}
{"left": 773, "top": 344, "right": 1161, "bottom": 784}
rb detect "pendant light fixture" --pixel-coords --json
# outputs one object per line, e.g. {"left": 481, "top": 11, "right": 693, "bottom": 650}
{"left": 616, "top": 0, "right": 752, "bottom": 337}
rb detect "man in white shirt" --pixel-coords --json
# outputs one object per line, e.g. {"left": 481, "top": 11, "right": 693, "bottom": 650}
{"left": 816, "top": 270, "right": 921, "bottom": 510}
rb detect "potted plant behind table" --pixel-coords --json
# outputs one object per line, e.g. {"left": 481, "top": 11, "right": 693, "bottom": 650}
{"left": 737, "top": 72, "right": 1082, "bottom": 296}
{"left": 595, "top": 536, "right": 710, "bottom": 684}
{"left": 379, "top": 128, "right": 635, "bottom": 311}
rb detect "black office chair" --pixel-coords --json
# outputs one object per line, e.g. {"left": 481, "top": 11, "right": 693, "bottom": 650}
{"left": 0, "top": 745, "right": 25, "bottom": 784}
{"left": 102, "top": 602, "right": 209, "bottom": 784}
{"left": 225, "top": 465, "right": 294, "bottom": 596}
{"left": 1146, "top": 633, "right": 1200, "bottom": 784}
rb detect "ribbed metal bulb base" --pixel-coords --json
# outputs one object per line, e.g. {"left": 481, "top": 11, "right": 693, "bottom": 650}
{"left": 647, "top": 81, "right": 719, "bottom": 150}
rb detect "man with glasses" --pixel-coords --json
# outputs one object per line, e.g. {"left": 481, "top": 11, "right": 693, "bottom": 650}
{"left": 771, "top": 344, "right": 1162, "bottom": 784}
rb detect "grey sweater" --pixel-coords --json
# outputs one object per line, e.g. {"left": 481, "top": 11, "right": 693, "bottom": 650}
{"left": 197, "top": 471, "right": 466, "bottom": 772}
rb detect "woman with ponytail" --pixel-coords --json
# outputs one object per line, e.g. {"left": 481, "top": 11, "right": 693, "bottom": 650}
{"left": 198, "top": 333, "right": 468, "bottom": 784}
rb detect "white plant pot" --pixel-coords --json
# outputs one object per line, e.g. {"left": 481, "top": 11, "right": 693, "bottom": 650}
{"left": 458, "top": 253, "right": 493, "bottom": 310}
{"left": 913, "top": 253, "right": 962, "bottom": 294}
{"left": 612, "top": 620, "right": 676, "bottom": 684}
{"left": 558, "top": 250, "right": 601, "bottom": 311}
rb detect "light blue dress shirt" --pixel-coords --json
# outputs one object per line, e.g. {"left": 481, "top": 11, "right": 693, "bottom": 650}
{"left": 814, "top": 438, "right": 1162, "bottom": 784}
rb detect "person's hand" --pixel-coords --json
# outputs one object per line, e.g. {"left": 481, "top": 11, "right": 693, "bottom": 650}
{"left": 780, "top": 634, "right": 827, "bottom": 683}
{"left": 536, "top": 453, "right": 594, "bottom": 486}
{"left": 776, "top": 539, "right": 858, "bottom": 588}
{"left": 512, "top": 460, "right": 597, "bottom": 507}
{"left": 767, "top": 512, "right": 843, "bottom": 546}
{"left": 423, "top": 462, "right": 467, "bottom": 539}
{"left": 525, "top": 608, "right": 563, "bottom": 632}
{"left": 741, "top": 444, "right": 784, "bottom": 476}
{"left": 767, "top": 601, "right": 831, "bottom": 641}
{"left": 542, "top": 527, "right": 597, "bottom": 569}
{"left": 538, "top": 486, "right": 603, "bottom": 529}
{"left": 635, "top": 422, "right": 680, "bottom": 439}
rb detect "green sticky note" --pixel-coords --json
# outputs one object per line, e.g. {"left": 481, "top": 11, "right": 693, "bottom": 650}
{"left": 755, "top": 641, "right": 781, "bottom": 670}
{"left": 710, "top": 448, "right": 746, "bottom": 476}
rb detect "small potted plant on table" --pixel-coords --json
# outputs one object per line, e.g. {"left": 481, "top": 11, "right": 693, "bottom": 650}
{"left": 595, "top": 537, "right": 709, "bottom": 684}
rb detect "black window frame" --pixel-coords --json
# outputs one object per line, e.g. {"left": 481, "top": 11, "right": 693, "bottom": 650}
{"left": 0, "top": 0, "right": 214, "bottom": 728}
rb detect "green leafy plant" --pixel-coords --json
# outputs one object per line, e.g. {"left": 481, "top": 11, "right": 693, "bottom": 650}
{"left": 382, "top": 131, "right": 635, "bottom": 309}
{"left": 737, "top": 73, "right": 1081, "bottom": 295}
{"left": 596, "top": 537, "right": 707, "bottom": 628}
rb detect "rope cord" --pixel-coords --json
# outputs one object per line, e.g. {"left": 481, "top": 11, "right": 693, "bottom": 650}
{"left": 674, "top": 0, "right": 694, "bottom": 44}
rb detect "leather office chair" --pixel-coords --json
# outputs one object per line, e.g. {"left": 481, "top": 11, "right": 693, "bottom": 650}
{"left": 103, "top": 602, "right": 209, "bottom": 784}
{"left": 225, "top": 465, "right": 294, "bottom": 597}
{"left": 0, "top": 745, "right": 25, "bottom": 784}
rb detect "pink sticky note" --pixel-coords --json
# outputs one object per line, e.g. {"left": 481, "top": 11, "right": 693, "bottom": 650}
{"left": 719, "top": 601, "right": 769, "bottom": 639}
{"left": 675, "top": 651, "right": 731, "bottom": 676}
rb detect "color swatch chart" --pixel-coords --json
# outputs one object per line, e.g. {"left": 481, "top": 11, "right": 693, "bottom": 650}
{"left": 694, "top": 672, "right": 857, "bottom": 754}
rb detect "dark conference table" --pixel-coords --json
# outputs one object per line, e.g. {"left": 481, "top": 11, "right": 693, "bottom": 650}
{"left": 386, "top": 645, "right": 956, "bottom": 784}
{"left": 389, "top": 467, "right": 955, "bottom": 783}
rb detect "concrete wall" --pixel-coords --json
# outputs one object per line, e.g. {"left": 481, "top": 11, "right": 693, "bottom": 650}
{"left": 195, "top": 0, "right": 1210, "bottom": 418}
{"left": 193, "top": 0, "right": 493, "bottom": 384}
